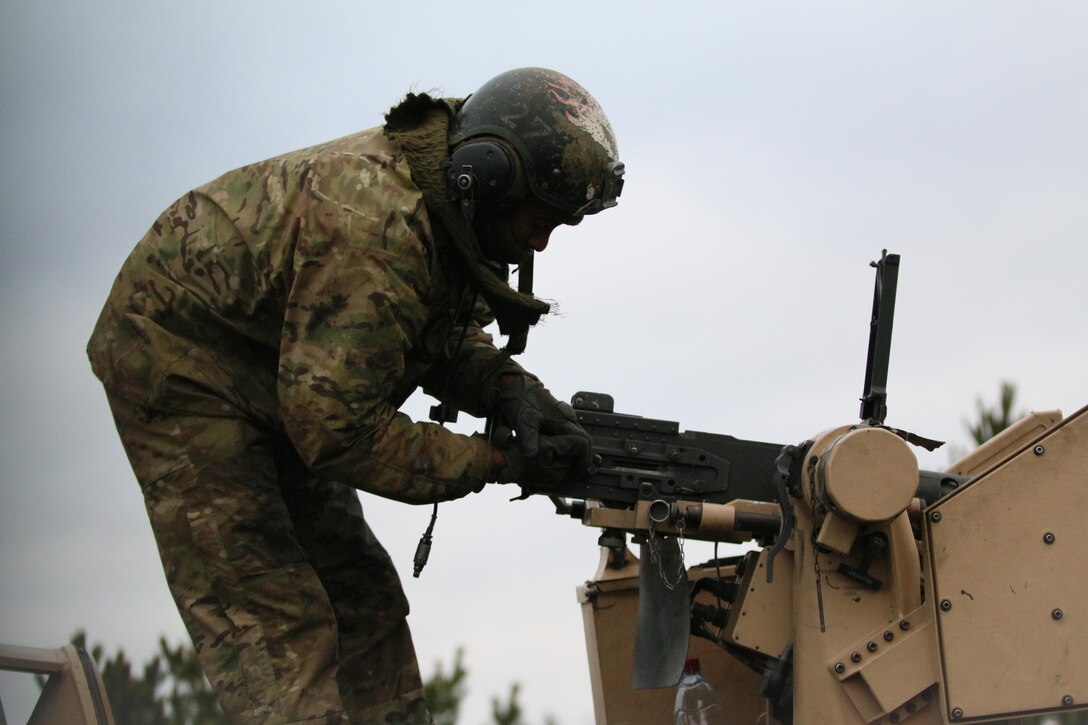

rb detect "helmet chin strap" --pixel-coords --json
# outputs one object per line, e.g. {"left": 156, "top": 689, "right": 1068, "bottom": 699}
{"left": 478, "top": 249, "right": 534, "bottom": 355}
{"left": 506, "top": 252, "right": 534, "bottom": 354}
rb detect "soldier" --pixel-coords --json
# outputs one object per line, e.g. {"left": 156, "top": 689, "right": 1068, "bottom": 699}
{"left": 87, "top": 67, "right": 624, "bottom": 723}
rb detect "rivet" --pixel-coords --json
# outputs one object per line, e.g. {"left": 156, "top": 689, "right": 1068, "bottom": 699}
{"left": 883, "top": 631, "right": 894, "bottom": 642}
{"left": 1052, "top": 608, "right": 1064, "bottom": 621}
{"left": 867, "top": 641, "right": 878, "bottom": 652}
{"left": 900, "top": 620, "right": 911, "bottom": 631}
{"left": 834, "top": 662, "right": 845, "bottom": 673}
{"left": 851, "top": 652, "right": 862, "bottom": 663}
{"left": 1063, "top": 695, "right": 1074, "bottom": 706}
{"left": 951, "top": 707, "right": 964, "bottom": 720}
{"left": 1034, "top": 444, "right": 1045, "bottom": 456}
{"left": 1044, "top": 532, "right": 1056, "bottom": 545}
{"left": 940, "top": 599, "right": 952, "bottom": 612}
{"left": 628, "top": 445, "right": 640, "bottom": 456}
{"left": 930, "top": 511, "right": 942, "bottom": 523}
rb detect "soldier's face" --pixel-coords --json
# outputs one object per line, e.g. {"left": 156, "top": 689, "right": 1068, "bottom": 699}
{"left": 477, "top": 198, "right": 579, "bottom": 264}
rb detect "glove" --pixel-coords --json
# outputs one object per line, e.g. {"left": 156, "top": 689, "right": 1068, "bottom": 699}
{"left": 491, "top": 442, "right": 587, "bottom": 487}
{"left": 492, "top": 375, "right": 592, "bottom": 481}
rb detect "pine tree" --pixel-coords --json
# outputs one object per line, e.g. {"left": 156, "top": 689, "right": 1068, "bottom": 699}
{"left": 965, "top": 381, "right": 1023, "bottom": 445}
{"left": 53, "top": 633, "right": 553, "bottom": 724}
{"left": 423, "top": 647, "right": 468, "bottom": 725}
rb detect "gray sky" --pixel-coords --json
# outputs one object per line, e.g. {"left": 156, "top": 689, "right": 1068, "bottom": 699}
{"left": 2, "top": 2, "right": 1086, "bottom": 723}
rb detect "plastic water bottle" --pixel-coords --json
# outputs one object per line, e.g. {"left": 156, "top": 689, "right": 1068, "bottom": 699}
{"left": 674, "top": 657, "right": 728, "bottom": 724}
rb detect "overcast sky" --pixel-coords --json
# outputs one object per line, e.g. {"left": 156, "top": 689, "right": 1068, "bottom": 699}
{"left": 2, "top": 2, "right": 1086, "bottom": 723}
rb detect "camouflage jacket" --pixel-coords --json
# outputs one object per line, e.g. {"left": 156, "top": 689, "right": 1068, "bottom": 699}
{"left": 88, "top": 127, "right": 524, "bottom": 503}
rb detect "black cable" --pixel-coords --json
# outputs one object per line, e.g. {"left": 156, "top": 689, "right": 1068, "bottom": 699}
{"left": 413, "top": 286, "right": 479, "bottom": 578}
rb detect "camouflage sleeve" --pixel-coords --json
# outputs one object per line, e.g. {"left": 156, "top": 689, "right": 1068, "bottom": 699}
{"left": 277, "top": 183, "right": 492, "bottom": 504}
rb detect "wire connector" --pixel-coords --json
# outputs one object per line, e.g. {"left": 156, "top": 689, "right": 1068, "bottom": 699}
{"left": 412, "top": 532, "right": 433, "bottom": 578}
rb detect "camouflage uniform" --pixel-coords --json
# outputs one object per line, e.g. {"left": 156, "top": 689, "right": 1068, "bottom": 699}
{"left": 88, "top": 123, "right": 524, "bottom": 723}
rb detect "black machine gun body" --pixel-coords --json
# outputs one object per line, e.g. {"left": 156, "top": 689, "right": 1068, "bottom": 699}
{"left": 530, "top": 391, "right": 964, "bottom": 517}
{"left": 555, "top": 392, "right": 783, "bottom": 507}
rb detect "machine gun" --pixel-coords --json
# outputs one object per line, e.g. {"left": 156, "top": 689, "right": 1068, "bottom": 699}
{"left": 520, "top": 251, "right": 960, "bottom": 547}
{"left": 510, "top": 252, "right": 1087, "bottom": 724}
{"left": 535, "top": 390, "right": 964, "bottom": 525}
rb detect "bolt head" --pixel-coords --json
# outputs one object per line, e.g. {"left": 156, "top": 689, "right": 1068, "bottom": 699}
{"left": 834, "top": 662, "right": 845, "bottom": 673}
{"left": 867, "top": 641, "right": 878, "bottom": 652}
{"left": 884, "top": 631, "right": 895, "bottom": 641}
{"left": 1034, "top": 444, "right": 1046, "bottom": 456}
{"left": 1053, "top": 608, "right": 1064, "bottom": 620}
{"left": 900, "top": 620, "right": 911, "bottom": 631}
{"left": 850, "top": 652, "right": 862, "bottom": 663}
{"left": 1063, "top": 695, "right": 1074, "bottom": 706}
{"left": 1044, "top": 532, "right": 1056, "bottom": 544}
{"left": 889, "top": 714, "right": 900, "bottom": 724}
{"left": 940, "top": 599, "right": 952, "bottom": 612}
{"left": 930, "top": 511, "right": 942, "bottom": 523}
{"left": 951, "top": 707, "right": 964, "bottom": 719}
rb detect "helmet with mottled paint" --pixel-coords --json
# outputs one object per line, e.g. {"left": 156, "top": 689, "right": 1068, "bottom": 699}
{"left": 448, "top": 67, "right": 624, "bottom": 217}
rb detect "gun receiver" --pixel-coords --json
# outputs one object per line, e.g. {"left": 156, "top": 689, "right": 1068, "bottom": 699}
{"left": 523, "top": 391, "right": 964, "bottom": 516}
{"left": 547, "top": 392, "right": 784, "bottom": 507}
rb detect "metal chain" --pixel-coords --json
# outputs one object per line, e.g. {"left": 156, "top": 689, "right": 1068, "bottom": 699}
{"left": 648, "top": 513, "right": 687, "bottom": 591}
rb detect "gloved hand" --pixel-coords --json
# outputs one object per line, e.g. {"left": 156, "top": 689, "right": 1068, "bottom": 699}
{"left": 491, "top": 441, "right": 588, "bottom": 487}
{"left": 491, "top": 374, "right": 592, "bottom": 483}
{"left": 490, "top": 446, "right": 550, "bottom": 486}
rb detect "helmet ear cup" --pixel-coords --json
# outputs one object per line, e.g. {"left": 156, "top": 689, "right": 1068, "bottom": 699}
{"left": 446, "top": 140, "right": 519, "bottom": 208}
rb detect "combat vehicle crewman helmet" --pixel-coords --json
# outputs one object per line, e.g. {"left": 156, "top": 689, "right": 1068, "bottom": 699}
{"left": 447, "top": 67, "right": 624, "bottom": 218}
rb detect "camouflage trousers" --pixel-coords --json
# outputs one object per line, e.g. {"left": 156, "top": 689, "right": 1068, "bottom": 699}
{"left": 106, "top": 393, "right": 432, "bottom": 724}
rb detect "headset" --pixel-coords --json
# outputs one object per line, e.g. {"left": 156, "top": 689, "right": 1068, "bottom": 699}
{"left": 445, "top": 139, "right": 523, "bottom": 221}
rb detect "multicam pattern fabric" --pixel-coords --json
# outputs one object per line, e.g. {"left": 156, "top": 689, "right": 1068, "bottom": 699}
{"left": 106, "top": 395, "right": 430, "bottom": 724}
{"left": 89, "top": 125, "right": 530, "bottom": 722}
{"left": 89, "top": 126, "right": 523, "bottom": 502}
